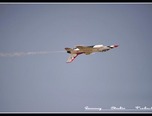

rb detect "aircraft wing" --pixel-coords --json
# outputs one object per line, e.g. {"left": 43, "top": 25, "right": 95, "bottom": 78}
{"left": 66, "top": 54, "right": 78, "bottom": 63}
{"left": 76, "top": 46, "right": 93, "bottom": 55}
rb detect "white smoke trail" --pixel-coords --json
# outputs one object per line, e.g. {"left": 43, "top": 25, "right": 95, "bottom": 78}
{"left": 0, "top": 51, "right": 65, "bottom": 57}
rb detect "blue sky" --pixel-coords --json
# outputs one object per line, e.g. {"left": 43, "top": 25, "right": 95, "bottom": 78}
{"left": 0, "top": 3, "right": 152, "bottom": 112}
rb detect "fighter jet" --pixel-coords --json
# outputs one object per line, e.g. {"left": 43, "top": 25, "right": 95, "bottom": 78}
{"left": 65, "top": 44, "right": 119, "bottom": 63}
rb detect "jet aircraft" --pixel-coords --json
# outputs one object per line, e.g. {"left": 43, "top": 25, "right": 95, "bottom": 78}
{"left": 65, "top": 44, "right": 119, "bottom": 63}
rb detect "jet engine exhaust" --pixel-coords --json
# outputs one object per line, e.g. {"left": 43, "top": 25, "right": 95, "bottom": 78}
{"left": 0, "top": 51, "right": 65, "bottom": 57}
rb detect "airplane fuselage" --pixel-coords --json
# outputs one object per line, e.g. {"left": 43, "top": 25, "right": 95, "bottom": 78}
{"left": 69, "top": 45, "right": 113, "bottom": 55}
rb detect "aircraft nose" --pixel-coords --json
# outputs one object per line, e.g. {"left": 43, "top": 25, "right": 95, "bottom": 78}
{"left": 114, "top": 45, "right": 119, "bottom": 48}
